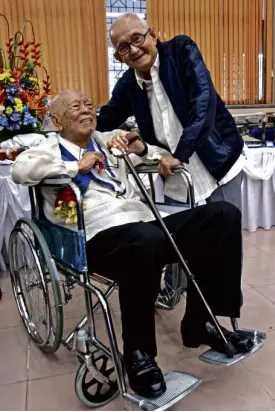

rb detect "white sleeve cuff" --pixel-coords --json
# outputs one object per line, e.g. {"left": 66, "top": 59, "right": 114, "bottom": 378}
{"left": 64, "top": 161, "right": 79, "bottom": 178}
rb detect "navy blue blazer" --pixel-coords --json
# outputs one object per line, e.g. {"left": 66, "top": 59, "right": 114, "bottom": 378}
{"left": 97, "top": 35, "right": 243, "bottom": 181}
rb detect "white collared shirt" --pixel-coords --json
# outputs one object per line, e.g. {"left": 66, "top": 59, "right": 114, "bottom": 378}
{"left": 12, "top": 131, "right": 155, "bottom": 240}
{"left": 135, "top": 54, "right": 244, "bottom": 203}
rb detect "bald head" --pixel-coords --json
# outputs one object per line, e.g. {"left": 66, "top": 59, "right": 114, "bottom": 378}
{"left": 110, "top": 13, "right": 148, "bottom": 45}
{"left": 49, "top": 89, "right": 97, "bottom": 146}
{"left": 50, "top": 89, "right": 82, "bottom": 118}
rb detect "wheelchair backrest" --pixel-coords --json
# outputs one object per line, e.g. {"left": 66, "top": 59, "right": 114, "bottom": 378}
{"left": 28, "top": 186, "right": 88, "bottom": 273}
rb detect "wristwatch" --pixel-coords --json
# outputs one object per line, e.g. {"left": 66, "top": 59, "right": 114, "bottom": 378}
{"left": 139, "top": 141, "right": 148, "bottom": 157}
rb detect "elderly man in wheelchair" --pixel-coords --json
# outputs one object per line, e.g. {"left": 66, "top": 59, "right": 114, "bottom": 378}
{"left": 11, "top": 89, "right": 263, "bottom": 406}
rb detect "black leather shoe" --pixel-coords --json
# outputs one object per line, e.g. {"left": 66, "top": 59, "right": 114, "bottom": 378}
{"left": 181, "top": 320, "right": 254, "bottom": 355}
{"left": 124, "top": 350, "right": 166, "bottom": 398}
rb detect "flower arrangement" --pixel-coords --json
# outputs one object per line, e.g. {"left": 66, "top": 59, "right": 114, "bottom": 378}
{"left": 0, "top": 15, "right": 53, "bottom": 141}
{"left": 54, "top": 187, "right": 87, "bottom": 225}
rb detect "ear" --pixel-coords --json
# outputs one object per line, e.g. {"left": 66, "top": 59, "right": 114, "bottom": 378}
{"left": 51, "top": 114, "right": 63, "bottom": 131}
{"left": 114, "top": 51, "right": 123, "bottom": 63}
{"left": 149, "top": 26, "right": 158, "bottom": 41}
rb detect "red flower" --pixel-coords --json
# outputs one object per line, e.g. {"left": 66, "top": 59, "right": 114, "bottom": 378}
{"left": 0, "top": 90, "right": 7, "bottom": 103}
{"left": 55, "top": 187, "right": 76, "bottom": 208}
{"left": 17, "top": 90, "right": 28, "bottom": 102}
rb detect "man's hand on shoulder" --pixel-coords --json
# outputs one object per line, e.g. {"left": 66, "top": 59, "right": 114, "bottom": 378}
{"left": 158, "top": 155, "right": 182, "bottom": 176}
{"left": 107, "top": 130, "right": 147, "bottom": 156}
{"left": 77, "top": 152, "right": 105, "bottom": 174}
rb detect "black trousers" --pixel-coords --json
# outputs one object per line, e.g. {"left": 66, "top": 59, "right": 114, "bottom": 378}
{"left": 86, "top": 201, "right": 242, "bottom": 358}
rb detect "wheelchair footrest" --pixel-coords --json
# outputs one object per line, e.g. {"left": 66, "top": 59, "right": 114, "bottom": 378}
{"left": 199, "top": 338, "right": 264, "bottom": 366}
{"left": 126, "top": 371, "right": 201, "bottom": 411}
{"left": 234, "top": 328, "right": 267, "bottom": 341}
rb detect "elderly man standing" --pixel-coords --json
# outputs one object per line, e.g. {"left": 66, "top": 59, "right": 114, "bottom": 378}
{"left": 97, "top": 13, "right": 244, "bottom": 210}
{"left": 12, "top": 89, "right": 252, "bottom": 399}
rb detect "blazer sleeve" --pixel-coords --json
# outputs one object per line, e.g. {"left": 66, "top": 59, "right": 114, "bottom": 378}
{"left": 173, "top": 36, "right": 217, "bottom": 163}
{"left": 12, "top": 143, "right": 78, "bottom": 186}
{"left": 97, "top": 76, "right": 133, "bottom": 132}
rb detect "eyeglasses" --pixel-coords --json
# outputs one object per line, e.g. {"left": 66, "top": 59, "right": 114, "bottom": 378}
{"left": 115, "top": 28, "right": 150, "bottom": 57}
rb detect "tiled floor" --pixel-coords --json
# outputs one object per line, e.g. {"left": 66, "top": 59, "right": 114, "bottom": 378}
{"left": 1, "top": 229, "right": 275, "bottom": 410}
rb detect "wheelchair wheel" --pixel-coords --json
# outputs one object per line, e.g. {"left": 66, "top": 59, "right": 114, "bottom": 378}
{"left": 75, "top": 350, "right": 119, "bottom": 408}
{"left": 8, "top": 218, "right": 63, "bottom": 353}
{"left": 155, "top": 263, "right": 186, "bottom": 310}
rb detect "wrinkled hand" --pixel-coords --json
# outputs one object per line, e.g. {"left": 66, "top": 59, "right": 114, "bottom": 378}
{"left": 158, "top": 155, "right": 182, "bottom": 176}
{"left": 77, "top": 151, "right": 105, "bottom": 174}
{"left": 107, "top": 130, "right": 146, "bottom": 155}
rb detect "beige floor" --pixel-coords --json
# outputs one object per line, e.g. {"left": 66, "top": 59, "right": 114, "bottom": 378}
{"left": 1, "top": 228, "right": 275, "bottom": 411}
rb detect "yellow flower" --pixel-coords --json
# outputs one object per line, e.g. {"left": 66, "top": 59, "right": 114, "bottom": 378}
{"left": 0, "top": 69, "right": 12, "bottom": 81}
{"left": 29, "top": 76, "right": 38, "bottom": 83}
{"left": 6, "top": 107, "right": 13, "bottom": 115}
{"left": 9, "top": 78, "right": 15, "bottom": 83}
{"left": 0, "top": 73, "right": 9, "bottom": 81}
{"left": 14, "top": 104, "right": 23, "bottom": 113}
{"left": 14, "top": 98, "right": 22, "bottom": 105}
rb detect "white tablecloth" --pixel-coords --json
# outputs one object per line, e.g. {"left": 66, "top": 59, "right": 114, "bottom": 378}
{"left": 242, "top": 146, "right": 275, "bottom": 232}
{"left": 0, "top": 163, "right": 31, "bottom": 271}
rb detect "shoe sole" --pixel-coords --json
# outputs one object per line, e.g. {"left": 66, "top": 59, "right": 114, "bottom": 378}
{"left": 131, "top": 381, "right": 167, "bottom": 399}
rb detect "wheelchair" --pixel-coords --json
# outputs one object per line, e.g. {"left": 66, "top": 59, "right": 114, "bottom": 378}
{"left": 8, "top": 153, "right": 266, "bottom": 410}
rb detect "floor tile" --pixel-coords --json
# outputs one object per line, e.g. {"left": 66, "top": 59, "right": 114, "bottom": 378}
{"left": 242, "top": 251, "right": 275, "bottom": 287}
{"left": 0, "top": 291, "right": 22, "bottom": 330}
{"left": 239, "top": 288, "right": 275, "bottom": 332}
{"left": 245, "top": 228, "right": 275, "bottom": 256}
{"left": 243, "top": 237, "right": 262, "bottom": 258}
{"left": 0, "top": 326, "right": 28, "bottom": 385}
{"left": 27, "top": 372, "right": 123, "bottom": 411}
{"left": 0, "top": 270, "right": 12, "bottom": 293}
{"left": 244, "top": 330, "right": 275, "bottom": 399}
{"left": 256, "top": 284, "right": 275, "bottom": 306}
{"left": 4, "top": 229, "right": 275, "bottom": 410}
{"left": 0, "top": 381, "right": 27, "bottom": 411}
{"left": 173, "top": 362, "right": 275, "bottom": 411}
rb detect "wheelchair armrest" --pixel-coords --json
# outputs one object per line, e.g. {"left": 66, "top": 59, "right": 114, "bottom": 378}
{"left": 134, "top": 162, "right": 159, "bottom": 174}
{"left": 40, "top": 174, "right": 72, "bottom": 187}
{"left": 134, "top": 163, "right": 195, "bottom": 207}
{"left": 134, "top": 163, "right": 189, "bottom": 175}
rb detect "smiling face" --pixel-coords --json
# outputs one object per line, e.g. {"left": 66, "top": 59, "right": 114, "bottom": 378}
{"left": 111, "top": 15, "right": 158, "bottom": 74}
{"left": 50, "top": 90, "right": 97, "bottom": 146}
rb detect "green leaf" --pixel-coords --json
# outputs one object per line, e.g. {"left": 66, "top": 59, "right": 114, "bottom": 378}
{"left": 26, "top": 60, "right": 35, "bottom": 73}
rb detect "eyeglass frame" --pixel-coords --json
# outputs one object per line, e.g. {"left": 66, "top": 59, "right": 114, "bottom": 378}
{"left": 114, "top": 28, "right": 151, "bottom": 57}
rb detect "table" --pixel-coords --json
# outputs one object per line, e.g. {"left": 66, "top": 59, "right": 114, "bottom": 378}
{"left": 242, "top": 145, "right": 275, "bottom": 232}
{"left": 0, "top": 163, "right": 31, "bottom": 271}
